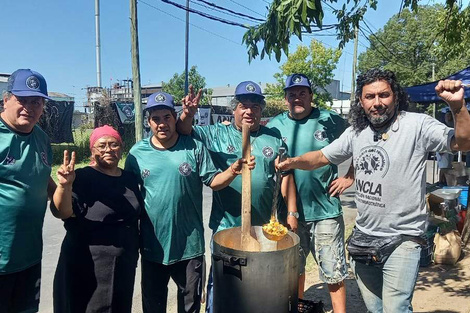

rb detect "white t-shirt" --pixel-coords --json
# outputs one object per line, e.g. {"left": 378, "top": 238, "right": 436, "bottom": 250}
{"left": 322, "top": 111, "right": 454, "bottom": 236}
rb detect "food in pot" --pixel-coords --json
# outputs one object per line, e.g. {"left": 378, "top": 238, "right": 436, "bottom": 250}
{"left": 263, "top": 218, "right": 288, "bottom": 238}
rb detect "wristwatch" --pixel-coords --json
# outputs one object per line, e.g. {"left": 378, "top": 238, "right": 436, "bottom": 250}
{"left": 288, "top": 211, "right": 299, "bottom": 218}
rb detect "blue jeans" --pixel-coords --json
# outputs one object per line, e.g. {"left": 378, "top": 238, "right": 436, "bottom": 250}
{"left": 205, "top": 266, "right": 213, "bottom": 313}
{"left": 205, "top": 235, "right": 215, "bottom": 313}
{"left": 350, "top": 240, "right": 421, "bottom": 313}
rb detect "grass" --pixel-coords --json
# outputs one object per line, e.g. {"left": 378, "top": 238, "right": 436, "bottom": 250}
{"left": 50, "top": 157, "right": 128, "bottom": 185}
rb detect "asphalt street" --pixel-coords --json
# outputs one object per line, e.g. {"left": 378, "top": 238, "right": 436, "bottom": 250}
{"left": 39, "top": 160, "right": 440, "bottom": 312}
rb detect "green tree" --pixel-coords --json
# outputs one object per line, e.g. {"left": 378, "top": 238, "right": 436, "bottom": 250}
{"left": 264, "top": 39, "right": 341, "bottom": 110}
{"left": 358, "top": 5, "right": 470, "bottom": 86}
{"left": 263, "top": 98, "right": 286, "bottom": 118}
{"left": 162, "top": 66, "right": 212, "bottom": 104}
{"left": 242, "top": 0, "right": 466, "bottom": 62}
{"left": 357, "top": 4, "right": 470, "bottom": 114}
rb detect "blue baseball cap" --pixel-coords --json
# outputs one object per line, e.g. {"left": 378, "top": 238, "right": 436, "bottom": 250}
{"left": 145, "top": 92, "right": 175, "bottom": 111}
{"left": 234, "top": 81, "right": 264, "bottom": 98}
{"left": 284, "top": 73, "right": 312, "bottom": 91}
{"left": 7, "top": 69, "right": 51, "bottom": 100}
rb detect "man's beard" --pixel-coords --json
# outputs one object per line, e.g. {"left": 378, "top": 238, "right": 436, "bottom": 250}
{"left": 368, "top": 112, "right": 392, "bottom": 127}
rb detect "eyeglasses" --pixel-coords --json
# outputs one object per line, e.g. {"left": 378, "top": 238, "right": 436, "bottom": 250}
{"left": 93, "top": 142, "right": 121, "bottom": 153}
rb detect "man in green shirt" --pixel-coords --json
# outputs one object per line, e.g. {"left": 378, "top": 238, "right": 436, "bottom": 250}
{"left": 267, "top": 74, "right": 352, "bottom": 313}
{"left": 125, "top": 92, "right": 250, "bottom": 313}
{"left": 0, "top": 69, "right": 54, "bottom": 313}
{"left": 178, "top": 81, "right": 298, "bottom": 313}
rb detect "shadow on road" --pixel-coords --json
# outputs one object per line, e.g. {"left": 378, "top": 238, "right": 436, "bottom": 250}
{"left": 304, "top": 275, "right": 367, "bottom": 312}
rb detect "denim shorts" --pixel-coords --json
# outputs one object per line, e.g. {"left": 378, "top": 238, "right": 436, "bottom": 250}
{"left": 298, "top": 216, "right": 348, "bottom": 284}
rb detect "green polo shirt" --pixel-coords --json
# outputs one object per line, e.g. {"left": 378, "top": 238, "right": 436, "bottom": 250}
{"left": 192, "top": 123, "right": 287, "bottom": 232}
{"left": 267, "top": 109, "right": 346, "bottom": 222}
{"left": 0, "top": 118, "right": 52, "bottom": 274}
{"left": 125, "top": 135, "right": 219, "bottom": 265}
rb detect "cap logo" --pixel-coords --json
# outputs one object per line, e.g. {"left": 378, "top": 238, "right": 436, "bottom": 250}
{"left": 26, "top": 76, "right": 40, "bottom": 90}
{"left": 292, "top": 75, "right": 303, "bottom": 84}
{"left": 155, "top": 93, "right": 166, "bottom": 103}
{"left": 245, "top": 84, "right": 256, "bottom": 93}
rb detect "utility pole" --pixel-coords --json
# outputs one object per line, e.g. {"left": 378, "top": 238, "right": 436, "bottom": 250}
{"left": 130, "top": 0, "right": 143, "bottom": 141}
{"left": 432, "top": 62, "right": 436, "bottom": 118}
{"left": 184, "top": 0, "right": 190, "bottom": 95}
{"left": 431, "top": 62, "right": 436, "bottom": 183}
{"left": 95, "top": 0, "right": 102, "bottom": 87}
{"left": 349, "top": 25, "right": 359, "bottom": 106}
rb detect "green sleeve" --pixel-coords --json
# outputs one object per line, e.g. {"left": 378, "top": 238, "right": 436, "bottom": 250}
{"left": 196, "top": 142, "right": 221, "bottom": 186}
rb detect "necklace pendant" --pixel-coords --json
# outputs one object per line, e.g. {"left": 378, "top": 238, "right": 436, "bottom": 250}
{"left": 381, "top": 133, "right": 389, "bottom": 141}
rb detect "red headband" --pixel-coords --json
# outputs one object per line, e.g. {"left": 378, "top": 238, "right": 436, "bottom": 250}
{"left": 89, "top": 125, "right": 122, "bottom": 151}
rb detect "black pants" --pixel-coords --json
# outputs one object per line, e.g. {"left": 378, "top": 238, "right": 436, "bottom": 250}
{"left": 0, "top": 262, "right": 41, "bottom": 313}
{"left": 141, "top": 256, "right": 204, "bottom": 313}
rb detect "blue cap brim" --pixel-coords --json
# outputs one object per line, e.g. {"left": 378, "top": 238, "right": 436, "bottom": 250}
{"left": 11, "top": 90, "right": 52, "bottom": 100}
{"left": 283, "top": 85, "right": 312, "bottom": 91}
{"left": 145, "top": 104, "right": 175, "bottom": 111}
{"left": 235, "top": 93, "right": 265, "bottom": 99}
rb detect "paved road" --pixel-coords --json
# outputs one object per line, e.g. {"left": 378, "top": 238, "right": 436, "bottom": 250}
{"left": 39, "top": 160, "right": 440, "bottom": 312}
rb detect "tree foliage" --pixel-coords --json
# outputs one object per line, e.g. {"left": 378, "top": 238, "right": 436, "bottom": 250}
{"left": 161, "top": 66, "right": 212, "bottom": 104}
{"left": 357, "top": 4, "right": 470, "bottom": 114}
{"left": 243, "top": 0, "right": 466, "bottom": 62}
{"left": 263, "top": 98, "right": 286, "bottom": 118}
{"left": 264, "top": 39, "right": 341, "bottom": 109}
{"left": 358, "top": 4, "right": 470, "bottom": 86}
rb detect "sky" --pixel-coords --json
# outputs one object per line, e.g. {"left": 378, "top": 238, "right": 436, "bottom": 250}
{"left": 0, "top": 0, "right": 457, "bottom": 110}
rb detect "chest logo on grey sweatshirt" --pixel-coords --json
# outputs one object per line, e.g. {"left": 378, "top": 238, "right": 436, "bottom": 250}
{"left": 355, "top": 146, "right": 389, "bottom": 178}
{"left": 179, "top": 162, "right": 193, "bottom": 176}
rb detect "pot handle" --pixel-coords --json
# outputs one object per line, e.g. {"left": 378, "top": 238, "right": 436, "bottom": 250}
{"left": 213, "top": 251, "right": 247, "bottom": 267}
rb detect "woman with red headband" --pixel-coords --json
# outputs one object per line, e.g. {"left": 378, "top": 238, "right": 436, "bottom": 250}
{"left": 51, "top": 125, "right": 143, "bottom": 313}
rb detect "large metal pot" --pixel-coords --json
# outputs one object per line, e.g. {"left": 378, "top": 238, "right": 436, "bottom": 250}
{"left": 212, "top": 226, "right": 300, "bottom": 313}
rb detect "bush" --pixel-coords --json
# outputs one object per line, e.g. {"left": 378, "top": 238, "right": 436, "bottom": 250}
{"left": 51, "top": 129, "right": 91, "bottom": 165}
{"left": 263, "top": 98, "right": 287, "bottom": 117}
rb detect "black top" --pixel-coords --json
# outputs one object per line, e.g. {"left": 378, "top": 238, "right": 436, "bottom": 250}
{"left": 54, "top": 167, "right": 143, "bottom": 312}
{"left": 63, "top": 167, "right": 143, "bottom": 245}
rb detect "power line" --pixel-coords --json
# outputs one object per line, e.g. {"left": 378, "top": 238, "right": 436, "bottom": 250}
{"left": 192, "top": 0, "right": 265, "bottom": 22}
{"left": 189, "top": 0, "right": 257, "bottom": 24}
{"left": 361, "top": 21, "right": 417, "bottom": 69}
{"left": 300, "top": 35, "right": 355, "bottom": 57}
{"left": 227, "top": 0, "right": 266, "bottom": 18}
{"left": 358, "top": 26, "right": 415, "bottom": 70}
{"left": 139, "top": 0, "right": 242, "bottom": 45}
{"left": 160, "top": 0, "right": 250, "bottom": 28}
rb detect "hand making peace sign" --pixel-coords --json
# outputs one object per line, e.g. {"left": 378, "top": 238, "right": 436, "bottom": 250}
{"left": 181, "top": 84, "right": 202, "bottom": 118}
{"left": 57, "top": 150, "right": 76, "bottom": 187}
